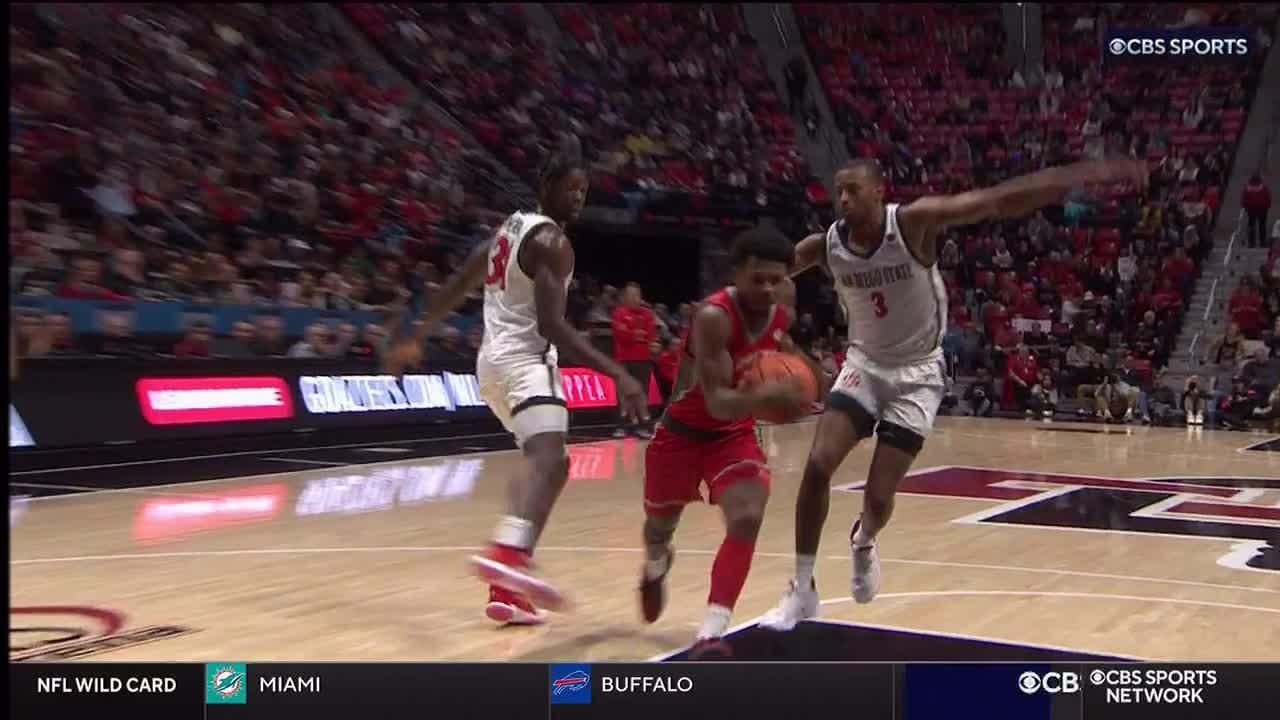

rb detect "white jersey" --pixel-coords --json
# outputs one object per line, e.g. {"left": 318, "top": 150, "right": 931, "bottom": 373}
{"left": 826, "top": 203, "right": 947, "bottom": 365}
{"left": 478, "top": 210, "right": 569, "bottom": 367}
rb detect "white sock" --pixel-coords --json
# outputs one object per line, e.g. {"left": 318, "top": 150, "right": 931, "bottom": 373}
{"left": 492, "top": 515, "right": 535, "bottom": 551}
{"left": 852, "top": 520, "right": 875, "bottom": 549}
{"left": 795, "top": 554, "right": 816, "bottom": 587}
{"left": 696, "top": 604, "right": 732, "bottom": 640}
{"left": 644, "top": 549, "right": 671, "bottom": 581}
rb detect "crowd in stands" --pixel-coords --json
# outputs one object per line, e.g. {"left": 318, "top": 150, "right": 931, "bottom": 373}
{"left": 9, "top": 3, "right": 1280, "bottom": 432}
{"left": 10, "top": 3, "right": 512, "bottom": 352}
{"left": 790, "top": 1, "right": 1280, "bottom": 430}
{"left": 346, "top": 3, "right": 813, "bottom": 208}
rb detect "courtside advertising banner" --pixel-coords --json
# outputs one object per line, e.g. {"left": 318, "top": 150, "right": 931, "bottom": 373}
{"left": 9, "top": 359, "right": 662, "bottom": 449}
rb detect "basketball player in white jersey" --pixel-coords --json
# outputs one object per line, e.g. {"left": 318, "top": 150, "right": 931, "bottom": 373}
{"left": 384, "top": 137, "right": 650, "bottom": 625}
{"left": 762, "top": 156, "right": 1147, "bottom": 629}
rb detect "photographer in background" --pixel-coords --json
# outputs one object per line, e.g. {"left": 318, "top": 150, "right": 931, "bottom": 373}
{"left": 1182, "top": 374, "right": 1209, "bottom": 426}
{"left": 964, "top": 366, "right": 996, "bottom": 417}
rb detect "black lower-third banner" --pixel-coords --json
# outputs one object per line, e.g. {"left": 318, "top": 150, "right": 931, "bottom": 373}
{"left": 8, "top": 662, "right": 1277, "bottom": 719}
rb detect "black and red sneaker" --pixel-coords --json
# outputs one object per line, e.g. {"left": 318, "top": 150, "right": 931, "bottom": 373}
{"left": 638, "top": 549, "right": 675, "bottom": 624}
{"left": 688, "top": 637, "right": 733, "bottom": 661}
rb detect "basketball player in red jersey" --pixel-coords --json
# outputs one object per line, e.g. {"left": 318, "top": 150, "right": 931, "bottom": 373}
{"left": 638, "top": 227, "right": 811, "bottom": 659}
{"left": 385, "top": 137, "right": 649, "bottom": 624}
{"left": 762, "top": 156, "right": 1148, "bottom": 629}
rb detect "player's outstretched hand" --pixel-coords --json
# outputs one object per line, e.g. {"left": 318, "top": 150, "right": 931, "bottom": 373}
{"left": 616, "top": 373, "right": 650, "bottom": 425}
{"left": 382, "top": 339, "right": 423, "bottom": 376}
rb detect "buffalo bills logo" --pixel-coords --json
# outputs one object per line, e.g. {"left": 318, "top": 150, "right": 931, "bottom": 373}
{"left": 549, "top": 665, "right": 592, "bottom": 704}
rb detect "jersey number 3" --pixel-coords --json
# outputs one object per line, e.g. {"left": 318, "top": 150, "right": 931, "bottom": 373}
{"left": 871, "top": 291, "right": 888, "bottom": 318}
{"left": 486, "top": 235, "right": 511, "bottom": 290}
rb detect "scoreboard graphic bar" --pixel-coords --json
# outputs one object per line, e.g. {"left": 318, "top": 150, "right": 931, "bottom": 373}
{"left": 9, "top": 662, "right": 1277, "bottom": 719}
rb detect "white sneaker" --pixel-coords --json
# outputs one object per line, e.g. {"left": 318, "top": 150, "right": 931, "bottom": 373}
{"left": 851, "top": 544, "right": 880, "bottom": 603}
{"left": 758, "top": 578, "right": 819, "bottom": 631}
{"left": 1194, "top": 413, "right": 1204, "bottom": 426}
{"left": 1186, "top": 411, "right": 1195, "bottom": 425}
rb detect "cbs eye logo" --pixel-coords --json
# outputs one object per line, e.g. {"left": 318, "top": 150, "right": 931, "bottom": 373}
{"left": 1018, "top": 671, "right": 1080, "bottom": 694}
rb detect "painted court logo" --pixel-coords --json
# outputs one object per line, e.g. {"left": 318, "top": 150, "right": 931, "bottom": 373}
{"left": 206, "top": 663, "right": 247, "bottom": 704}
{"left": 10, "top": 606, "right": 196, "bottom": 662}
{"left": 550, "top": 664, "right": 591, "bottom": 704}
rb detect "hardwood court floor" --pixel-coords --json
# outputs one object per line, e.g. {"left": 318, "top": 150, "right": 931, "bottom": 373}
{"left": 10, "top": 418, "right": 1280, "bottom": 663}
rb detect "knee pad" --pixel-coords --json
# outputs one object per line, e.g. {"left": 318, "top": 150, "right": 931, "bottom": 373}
{"left": 876, "top": 420, "right": 924, "bottom": 456}
{"left": 826, "top": 391, "right": 877, "bottom": 439}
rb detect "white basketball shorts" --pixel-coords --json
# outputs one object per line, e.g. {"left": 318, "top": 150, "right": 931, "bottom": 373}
{"left": 477, "top": 355, "right": 568, "bottom": 448}
{"left": 829, "top": 346, "right": 947, "bottom": 440}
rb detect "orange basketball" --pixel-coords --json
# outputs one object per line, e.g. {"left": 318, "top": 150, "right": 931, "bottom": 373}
{"left": 740, "top": 351, "right": 819, "bottom": 424}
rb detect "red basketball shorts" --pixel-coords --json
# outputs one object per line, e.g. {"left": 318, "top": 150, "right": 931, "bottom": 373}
{"left": 643, "top": 424, "right": 770, "bottom": 516}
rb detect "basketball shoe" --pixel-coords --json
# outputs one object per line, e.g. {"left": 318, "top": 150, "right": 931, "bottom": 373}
{"left": 639, "top": 548, "right": 675, "bottom": 623}
{"left": 688, "top": 637, "right": 733, "bottom": 660}
{"left": 471, "top": 544, "right": 570, "bottom": 612}
{"left": 850, "top": 519, "right": 881, "bottom": 604}
{"left": 758, "top": 578, "right": 819, "bottom": 631}
{"left": 486, "top": 586, "right": 548, "bottom": 626}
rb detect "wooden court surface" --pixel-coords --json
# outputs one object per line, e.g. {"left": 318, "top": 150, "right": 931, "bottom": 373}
{"left": 10, "top": 417, "right": 1280, "bottom": 662}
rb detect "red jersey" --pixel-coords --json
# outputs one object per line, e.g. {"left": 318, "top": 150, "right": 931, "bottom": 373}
{"left": 665, "top": 288, "right": 789, "bottom": 434}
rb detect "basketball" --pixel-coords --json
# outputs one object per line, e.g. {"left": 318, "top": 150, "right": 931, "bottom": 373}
{"left": 741, "top": 351, "right": 819, "bottom": 423}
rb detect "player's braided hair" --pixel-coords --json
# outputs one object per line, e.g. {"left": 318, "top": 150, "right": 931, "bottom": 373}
{"left": 537, "top": 134, "right": 585, "bottom": 189}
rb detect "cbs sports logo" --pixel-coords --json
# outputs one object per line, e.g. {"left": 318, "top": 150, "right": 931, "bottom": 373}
{"left": 1018, "top": 670, "right": 1080, "bottom": 695}
{"left": 1104, "top": 28, "right": 1252, "bottom": 63}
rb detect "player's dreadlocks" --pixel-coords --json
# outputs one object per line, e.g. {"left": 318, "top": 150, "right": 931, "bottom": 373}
{"left": 537, "top": 134, "right": 585, "bottom": 189}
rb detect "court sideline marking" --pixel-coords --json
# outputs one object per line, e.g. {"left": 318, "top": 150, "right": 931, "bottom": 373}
{"left": 648, "top": 614, "right": 1146, "bottom": 663}
{"left": 648, "top": 591, "right": 1280, "bottom": 664}
{"left": 819, "top": 590, "right": 1280, "bottom": 615}
{"left": 11, "top": 545, "right": 1280, "bottom": 597}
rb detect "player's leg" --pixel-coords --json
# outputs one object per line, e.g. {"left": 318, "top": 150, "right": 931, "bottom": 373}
{"left": 848, "top": 359, "right": 944, "bottom": 603}
{"left": 761, "top": 356, "right": 876, "bottom": 631}
{"left": 474, "top": 360, "right": 546, "bottom": 625}
{"left": 691, "top": 434, "right": 771, "bottom": 658}
{"left": 638, "top": 427, "right": 699, "bottom": 623}
{"left": 472, "top": 362, "right": 573, "bottom": 614}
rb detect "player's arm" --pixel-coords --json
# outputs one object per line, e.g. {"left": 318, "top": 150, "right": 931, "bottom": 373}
{"left": 899, "top": 157, "right": 1148, "bottom": 262}
{"left": 790, "top": 233, "right": 827, "bottom": 277}
{"left": 528, "top": 227, "right": 632, "bottom": 382}
{"left": 694, "top": 305, "right": 801, "bottom": 421}
{"left": 530, "top": 227, "right": 650, "bottom": 422}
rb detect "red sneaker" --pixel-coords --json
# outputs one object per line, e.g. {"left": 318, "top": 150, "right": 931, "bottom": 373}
{"left": 471, "top": 544, "right": 571, "bottom": 612}
{"left": 486, "top": 586, "right": 548, "bottom": 626}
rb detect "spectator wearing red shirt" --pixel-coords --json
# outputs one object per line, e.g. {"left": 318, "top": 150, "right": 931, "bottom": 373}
{"left": 1229, "top": 277, "right": 1265, "bottom": 336}
{"left": 57, "top": 256, "right": 128, "bottom": 301}
{"left": 172, "top": 321, "right": 213, "bottom": 358}
{"left": 1161, "top": 247, "right": 1196, "bottom": 299}
{"left": 1150, "top": 277, "right": 1182, "bottom": 314}
{"left": 1005, "top": 342, "right": 1040, "bottom": 411}
{"left": 611, "top": 282, "right": 657, "bottom": 437}
{"left": 1242, "top": 174, "right": 1271, "bottom": 248}
{"left": 653, "top": 336, "right": 683, "bottom": 406}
